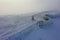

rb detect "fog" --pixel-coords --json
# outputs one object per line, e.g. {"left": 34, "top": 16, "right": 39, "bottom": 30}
{"left": 0, "top": 0, "right": 60, "bottom": 15}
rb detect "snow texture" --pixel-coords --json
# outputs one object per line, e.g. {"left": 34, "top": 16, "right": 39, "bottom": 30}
{"left": 0, "top": 11, "right": 60, "bottom": 40}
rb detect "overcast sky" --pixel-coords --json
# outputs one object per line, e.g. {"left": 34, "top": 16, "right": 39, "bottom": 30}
{"left": 0, "top": 0, "right": 60, "bottom": 15}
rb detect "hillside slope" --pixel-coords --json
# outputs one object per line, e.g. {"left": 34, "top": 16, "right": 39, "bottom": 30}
{"left": 0, "top": 11, "right": 60, "bottom": 40}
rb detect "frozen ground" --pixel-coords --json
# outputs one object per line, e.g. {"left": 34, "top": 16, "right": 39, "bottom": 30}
{"left": 0, "top": 11, "right": 60, "bottom": 40}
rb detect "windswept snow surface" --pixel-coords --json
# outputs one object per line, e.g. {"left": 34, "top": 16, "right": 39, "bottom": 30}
{"left": 0, "top": 15, "right": 37, "bottom": 40}
{"left": 0, "top": 11, "right": 60, "bottom": 40}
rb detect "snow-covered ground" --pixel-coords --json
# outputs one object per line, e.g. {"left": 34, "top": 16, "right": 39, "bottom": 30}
{"left": 0, "top": 11, "right": 60, "bottom": 40}
{"left": 24, "top": 17, "right": 60, "bottom": 40}
{"left": 0, "top": 15, "right": 36, "bottom": 40}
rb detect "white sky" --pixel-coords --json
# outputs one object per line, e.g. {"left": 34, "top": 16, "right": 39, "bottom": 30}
{"left": 0, "top": 0, "right": 60, "bottom": 15}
